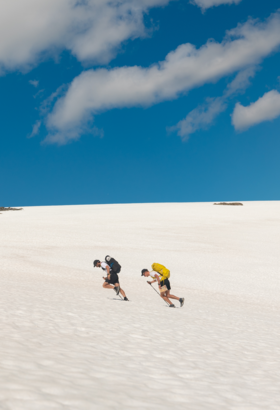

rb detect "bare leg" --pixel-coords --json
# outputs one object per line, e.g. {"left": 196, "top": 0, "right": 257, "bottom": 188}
{"left": 103, "top": 282, "right": 114, "bottom": 290}
{"left": 167, "top": 291, "right": 180, "bottom": 301}
{"left": 160, "top": 292, "right": 173, "bottom": 305}
{"left": 119, "top": 288, "right": 126, "bottom": 298}
{"left": 114, "top": 283, "right": 126, "bottom": 298}
{"left": 103, "top": 281, "right": 127, "bottom": 300}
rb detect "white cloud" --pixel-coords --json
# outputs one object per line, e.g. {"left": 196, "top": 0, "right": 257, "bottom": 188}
{"left": 45, "top": 125, "right": 104, "bottom": 145}
{"left": 170, "top": 97, "right": 227, "bottom": 140}
{"left": 0, "top": 0, "right": 170, "bottom": 72}
{"left": 232, "top": 90, "right": 280, "bottom": 131}
{"left": 45, "top": 12, "right": 280, "bottom": 144}
{"left": 225, "top": 66, "right": 256, "bottom": 98}
{"left": 28, "top": 120, "right": 41, "bottom": 138}
{"left": 191, "top": 0, "right": 241, "bottom": 10}
{"left": 29, "top": 80, "right": 39, "bottom": 87}
{"left": 170, "top": 67, "right": 256, "bottom": 139}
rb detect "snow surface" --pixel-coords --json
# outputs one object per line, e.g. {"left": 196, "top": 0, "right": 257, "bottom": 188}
{"left": 0, "top": 202, "right": 280, "bottom": 410}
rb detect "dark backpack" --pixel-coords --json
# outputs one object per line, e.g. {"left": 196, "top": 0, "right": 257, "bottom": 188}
{"left": 105, "top": 255, "right": 121, "bottom": 274}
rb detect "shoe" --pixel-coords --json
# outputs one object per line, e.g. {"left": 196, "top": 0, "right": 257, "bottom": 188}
{"left": 114, "top": 286, "right": 120, "bottom": 295}
{"left": 124, "top": 297, "right": 129, "bottom": 301}
{"left": 179, "top": 298, "right": 185, "bottom": 307}
{"left": 169, "top": 304, "right": 175, "bottom": 308}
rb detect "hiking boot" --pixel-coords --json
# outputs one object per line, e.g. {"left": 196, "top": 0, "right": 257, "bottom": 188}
{"left": 179, "top": 298, "right": 185, "bottom": 307}
{"left": 114, "top": 286, "right": 120, "bottom": 295}
{"left": 124, "top": 297, "right": 129, "bottom": 301}
{"left": 169, "top": 304, "right": 175, "bottom": 308}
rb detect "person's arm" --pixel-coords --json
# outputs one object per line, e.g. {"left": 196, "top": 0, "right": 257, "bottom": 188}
{"left": 147, "top": 273, "right": 160, "bottom": 286}
{"left": 101, "top": 262, "right": 111, "bottom": 278}
{"left": 154, "top": 273, "right": 161, "bottom": 287}
{"left": 147, "top": 272, "right": 155, "bottom": 285}
{"left": 147, "top": 279, "right": 157, "bottom": 284}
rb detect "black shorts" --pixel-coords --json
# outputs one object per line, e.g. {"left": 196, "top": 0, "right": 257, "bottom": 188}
{"left": 105, "top": 273, "right": 119, "bottom": 285}
{"left": 160, "top": 278, "right": 171, "bottom": 290}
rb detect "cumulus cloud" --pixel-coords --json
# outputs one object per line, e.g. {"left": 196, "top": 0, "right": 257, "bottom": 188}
{"left": 171, "top": 66, "right": 256, "bottom": 139}
{"left": 0, "top": 0, "right": 170, "bottom": 72}
{"left": 28, "top": 120, "right": 41, "bottom": 138}
{"left": 170, "top": 97, "right": 227, "bottom": 140}
{"left": 225, "top": 66, "right": 256, "bottom": 98}
{"left": 29, "top": 80, "right": 39, "bottom": 87}
{"left": 45, "top": 125, "right": 104, "bottom": 145}
{"left": 232, "top": 90, "right": 280, "bottom": 131}
{"left": 191, "top": 0, "right": 241, "bottom": 10}
{"left": 44, "top": 12, "right": 280, "bottom": 144}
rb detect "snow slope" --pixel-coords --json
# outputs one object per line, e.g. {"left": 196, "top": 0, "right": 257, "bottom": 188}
{"left": 0, "top": 202, "right": 280, "bottom": 409}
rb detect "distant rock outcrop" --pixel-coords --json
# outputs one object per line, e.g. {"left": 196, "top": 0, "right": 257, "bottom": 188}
{"left": 214, "top": 202, "right": 243, "bottom": 206}
{"left": 0, "top": 207, "right": 23, "bottom": 213}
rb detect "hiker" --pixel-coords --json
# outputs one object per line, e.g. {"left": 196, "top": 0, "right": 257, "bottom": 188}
{"left": 141, "top": 263, "right": 184, "bottom": 308}
{"left": 93, "top": 256, "right": 129, "bottom": 301}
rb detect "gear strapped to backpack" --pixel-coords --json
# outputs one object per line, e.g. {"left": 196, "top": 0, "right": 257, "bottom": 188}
{"left": 105, "top": 255, "right": 121, "bottom": 274}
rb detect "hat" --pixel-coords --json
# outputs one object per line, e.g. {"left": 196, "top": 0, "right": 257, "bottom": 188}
{"left": 141, "top": 269, "right": 148, "bottom": 276}
{"left": 93, "top": 260, "right": 100, "bottom": 267}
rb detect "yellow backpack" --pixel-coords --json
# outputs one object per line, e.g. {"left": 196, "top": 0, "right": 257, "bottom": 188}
{"left": 151, "top": 263, "right": 170, "bottom": 279}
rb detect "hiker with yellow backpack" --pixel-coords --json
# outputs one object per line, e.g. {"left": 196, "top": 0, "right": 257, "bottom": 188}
{"left": 141, "top": 263, "right": 184, "bottom": 308}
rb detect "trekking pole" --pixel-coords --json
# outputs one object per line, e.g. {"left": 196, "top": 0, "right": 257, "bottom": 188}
{"left": 148, "top": 283, "right": 169, "bottom": 307}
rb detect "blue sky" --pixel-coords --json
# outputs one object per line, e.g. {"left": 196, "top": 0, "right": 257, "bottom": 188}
{"left": 1, "top": 0, "right": 280, "bottom": 206}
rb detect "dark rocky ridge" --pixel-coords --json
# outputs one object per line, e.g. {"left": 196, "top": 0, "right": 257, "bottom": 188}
{"left": 214, "top": 202, "right": 243, "bottom": 206}
{"left": 0, "top": 207, "right": 23, "bottom": 212}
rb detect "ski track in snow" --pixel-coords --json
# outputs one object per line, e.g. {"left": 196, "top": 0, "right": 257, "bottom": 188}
{"left": 0, "top": 202, "right": 280, "bottom": 409}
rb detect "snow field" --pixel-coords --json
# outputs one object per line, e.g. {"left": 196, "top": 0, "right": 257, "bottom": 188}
{"left": 0, "top": 202, "right": 280, "bottom": 409}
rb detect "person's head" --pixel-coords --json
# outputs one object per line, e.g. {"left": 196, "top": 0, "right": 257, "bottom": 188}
{"left": 141, "top": 269, "right": 150, "bottom": 277}
{"left": 93, "top": 260, "right": 101, "bottom": 268}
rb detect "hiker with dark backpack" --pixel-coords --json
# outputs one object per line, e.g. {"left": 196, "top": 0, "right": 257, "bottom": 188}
{"left": 141, "top": 263, "right": 184, "bottom": 308}
{"left": 93, "top": 256, "right": 129, "bottom": 301}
